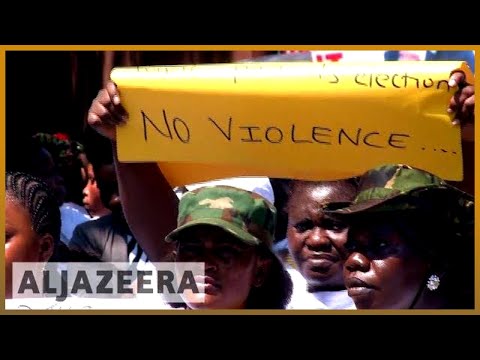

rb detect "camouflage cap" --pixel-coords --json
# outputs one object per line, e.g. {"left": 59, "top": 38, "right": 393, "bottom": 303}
{"left": 326, "top": 164, "right": 474, "bottom": 216}
{"left": 165, "top": 185, "right": 277, "bottom": 247}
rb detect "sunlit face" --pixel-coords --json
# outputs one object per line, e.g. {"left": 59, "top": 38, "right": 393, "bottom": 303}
{"left": 343, "top": 220, "right": 429, "bottom": 309}
{"left": 175, "top": 226, "right": 260, "bottom": 309}
{"left": 287, "top": 183, "right": 354, "bottom": 290}
{"left": 5, "top": 197, "right": 45, "bottom": 299}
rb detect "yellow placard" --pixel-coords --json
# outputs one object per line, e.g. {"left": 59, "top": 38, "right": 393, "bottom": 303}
{"left": 111, "top": 61, "right": 474, "bottom": 186}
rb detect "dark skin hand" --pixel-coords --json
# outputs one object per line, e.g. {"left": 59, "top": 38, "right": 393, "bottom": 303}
{"left": 88, "top": 82, "right": 177, "bottom": 262}
{"left": 448, "top": 71, "right": 474, "bottom": 131}
{"left": 446, "top": 71, "right": 474, "bottom": 195}
{"left": 88, "top": 81, "right": 128, "bottom": 140}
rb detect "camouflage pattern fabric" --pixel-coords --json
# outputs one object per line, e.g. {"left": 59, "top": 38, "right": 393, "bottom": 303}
{"left": 165, "top": 185, "right": 277, "bottom": 247}
{"left": 326, "top": 164, "right": 474, "bottom": 217}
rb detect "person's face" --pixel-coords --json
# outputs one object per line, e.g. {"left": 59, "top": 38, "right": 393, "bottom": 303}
{"left": 343, "top": 220, "right": 429, "bottom": 309}
{"left": 82, "top": 164, "right": 106, "bottom": 216}
{"left": 5, "top": 196, "right": 53, "bottom": 299}
{"left": 287, "top": 184, "right": 351, "bottom": 290}
{"left": 175, "top": 226, "right": 261, "bottom": 309}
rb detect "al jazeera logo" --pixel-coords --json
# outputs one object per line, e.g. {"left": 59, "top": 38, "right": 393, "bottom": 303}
{"left": 11, "top": 262, "right": 205, "bottom": 302}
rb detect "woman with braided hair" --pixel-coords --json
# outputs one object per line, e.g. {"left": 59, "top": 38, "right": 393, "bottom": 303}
{"left": 5, "top": 171, "right": 61, "bottom": 299}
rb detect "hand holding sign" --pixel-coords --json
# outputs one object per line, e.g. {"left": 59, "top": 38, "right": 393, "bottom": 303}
{"left": 447, "top": 71, "right": 475, "bottom": 141}
{"left": 88, "top": 81, "right": 128, "bottom": 141}
{"left": 88, "top": 61, "right": 475, "bottom": 183}
{"left": 89, "top": 70, "right": 474, "bottom": 141}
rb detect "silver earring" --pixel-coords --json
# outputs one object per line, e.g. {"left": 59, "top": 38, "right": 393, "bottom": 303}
{"left": 426, "top": 274, "right": 440, "bottom": 291}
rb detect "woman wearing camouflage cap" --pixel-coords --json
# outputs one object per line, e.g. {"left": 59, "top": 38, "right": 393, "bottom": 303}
{"left": 87, "top": 85, "right": 293, "bottom": 308}
{"left": 326, "top": 164, "right": 474, "bottom": 309}
{"left": 165, "top": 185, "right": 293, "bottom": 309}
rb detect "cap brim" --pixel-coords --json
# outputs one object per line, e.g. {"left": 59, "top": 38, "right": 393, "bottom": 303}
{"left": 327, "top": 198, "right": 391, "bottom": 215}
{"left": 165, "top": 218, "right": 260, "bottom": 246}
{"left": 327, "top": 184, "right": 473, "bottom": 217}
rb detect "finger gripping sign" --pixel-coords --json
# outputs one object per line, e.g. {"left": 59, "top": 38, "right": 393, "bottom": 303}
{"left": 111, "top": 61, "right": 474, "bottom": 186}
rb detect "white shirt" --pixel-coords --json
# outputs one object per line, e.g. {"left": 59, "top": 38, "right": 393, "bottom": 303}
{"left": 174, "top": 176, "right": 275, "bottom": 204}
{"left": 286, "top": 268, "right": 356, "bottom": 310}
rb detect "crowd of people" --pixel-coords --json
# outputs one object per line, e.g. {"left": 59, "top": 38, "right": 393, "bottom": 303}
{"left": 5, "top": 51, "right": 475, "bottom": 310}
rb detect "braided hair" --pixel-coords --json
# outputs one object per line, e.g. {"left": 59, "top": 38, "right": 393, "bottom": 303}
{"left": 6, "top": 172, "right": 61, "bottom": 243}
{"left": 32, "top": 132, "right": 84, "bottom": 166}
